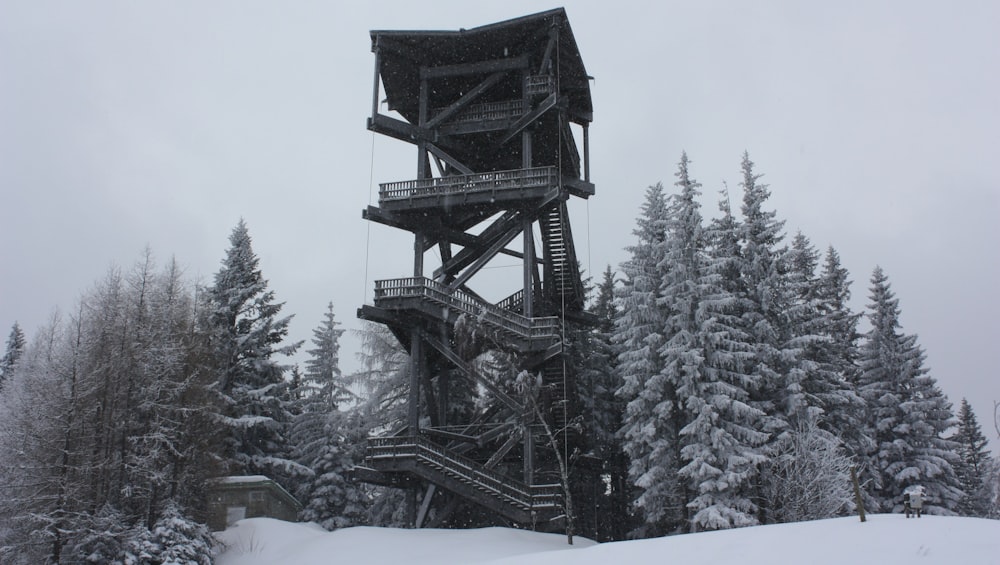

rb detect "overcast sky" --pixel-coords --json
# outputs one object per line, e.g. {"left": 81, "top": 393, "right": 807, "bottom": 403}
{"left": 2, "top": 1, "right": 998, "bottom": 445}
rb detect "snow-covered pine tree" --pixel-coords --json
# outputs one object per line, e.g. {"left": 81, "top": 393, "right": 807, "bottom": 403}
{"left": 782, "top": 235, "right": 865, "bottom": 449}
{"left": 586, "top": 266, "right": 631, "bottom": 541}
{"left": 614, "top": 181, "right": 680, "bottom": 536}
{"left": 814, "top": 246, "right": 869, "bottom": 452}
{"left": 0, "top": 321, "right": 26, "bottom": 393}
{"left": 579, "top": 267, "right": 620, "bottom": 458}
{"left": 291, "top": 302, "right": 370, "bottom": 529}
{"left": 558, "top": 267, "right": 626, "bottom": 541}
{"left": 350, "top": 321, "right": 410, "bottom": 527}
{"left": 953, "top": 398, "right": 993, "bottom": 517}
{"left": 817, "top": 247, "right": 863, "bottom": 388}
{"left": 661, "top": 153, "right": 766, "bottom": 531}
{"left": 783, "top": 232, "right": 829, "bottom": 422}
{"left": 205, "top": 219, "right": 303, "bottom": 486}
{"left": 141, "top": 499, "right": 216, "bottom": 565}
{"left": 736, "top": 152, "right": 799, "bottom": 437}
{"left": 857, "top": 266, "right": 963, "bottom": 514}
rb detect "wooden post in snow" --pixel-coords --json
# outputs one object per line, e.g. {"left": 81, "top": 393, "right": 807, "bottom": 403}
{"left": 850, "top": 465, "right": 866, "bottom": 523}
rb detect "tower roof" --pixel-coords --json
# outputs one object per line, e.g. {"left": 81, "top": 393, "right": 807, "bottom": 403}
{"left": 371, "top": 8, "right": 592, "bottom": 125}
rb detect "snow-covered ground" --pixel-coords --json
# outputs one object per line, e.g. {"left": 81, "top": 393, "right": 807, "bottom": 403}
{"left": 216, "top": 514, "right": 999, "bottom": 565}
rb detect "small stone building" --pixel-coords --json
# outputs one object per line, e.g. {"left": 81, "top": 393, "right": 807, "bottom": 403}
{"left": 207, "top": 475, "right": 302, "bottom": 531}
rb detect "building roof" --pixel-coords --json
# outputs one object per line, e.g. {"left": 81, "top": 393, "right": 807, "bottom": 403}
{"left": 211, "top": 475, "right": 303, "bottom": 511}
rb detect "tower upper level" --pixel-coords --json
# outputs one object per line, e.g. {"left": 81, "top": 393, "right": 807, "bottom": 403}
{"left": 368, "top": 8, "right": 593, "bottom": 179}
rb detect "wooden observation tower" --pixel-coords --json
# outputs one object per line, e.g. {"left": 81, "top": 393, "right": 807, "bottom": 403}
{"left": 355, "top": 8, "right": 594, "bottom": 528}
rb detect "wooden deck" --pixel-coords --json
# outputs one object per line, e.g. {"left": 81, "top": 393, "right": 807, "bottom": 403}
{"left": 378, "top": 166, "right": 559, "bottom": 212}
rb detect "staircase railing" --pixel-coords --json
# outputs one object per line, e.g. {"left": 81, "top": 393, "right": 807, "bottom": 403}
{"left": 367, "top": 435, "right": 561, "bottom": 511}
{"left": 373, "top": 277, "right": 559, "bottom": 341}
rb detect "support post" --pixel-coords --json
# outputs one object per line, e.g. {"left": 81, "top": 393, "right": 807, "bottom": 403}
{"left": 583, "top": 123, "right": 590, "bottom": 183}
{"left": 418, "top": 78, "right": 430, "bottom": 179}
{"left": 371, "top": 46, "right": 381, "bottom": 120}
{"left": 522, "top": 218, "right": 534, "bottom": 318}
{"left": 850, "top": 465, "right": 866, "bottom": 523}
{"left": 414, "top": 232, "right": 425, "bottom": 279}
{"left": 523, "top": 422, "right": 535, "bottom": 486}
{"left": 416, "top": 484, "right": 436, "bottom": 528}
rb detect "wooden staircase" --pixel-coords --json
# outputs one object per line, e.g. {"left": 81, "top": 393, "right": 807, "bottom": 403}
{"left": 366, "top": 276, "right": 560, "bottom": 353}
{"left": 364, "top": 435, "right": 562, "bottom": 524}
{"left": 539, "top": 201, "right": 584, "bottom": 312}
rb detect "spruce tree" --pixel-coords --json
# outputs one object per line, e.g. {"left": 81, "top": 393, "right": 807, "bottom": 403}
{"left": 565, "top": 269, "right": 626, "bottom": 540}
{"left": 737, "top": 152, "right": 797, "bottom": 435}
{"left": 206, "top": 219, "right": 302, "bottom": 484}
{"left": 588, "top": 266, "right": 631, "bottom": 540}
{"left": 0, "top": 321, "right": 26, "bottom": 393}
{"left": 953, "top": 398, "right": 993, "bottom": 517}
{"left": 857, "top": 266, "right": 963, "bottom": 514}
{"left": 614, "top": 181, "right": 679, "bottom": 536}
{"left": 784, "top": 235, "right": 865, "bottom": 443}
{"left": 664, "top": 153, "right": 767, "bottom": 531}
{"left": 290, "top": 302, "right": 369, "bottom": 529}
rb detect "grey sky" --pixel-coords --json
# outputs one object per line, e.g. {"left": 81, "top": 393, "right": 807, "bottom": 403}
{"left": 2, "top": 2, "right": 998, "bottom": 446}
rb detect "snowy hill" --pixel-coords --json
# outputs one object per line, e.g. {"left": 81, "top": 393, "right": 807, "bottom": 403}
{"left": 216, "top": 514, "right": 999, "bottom": 565}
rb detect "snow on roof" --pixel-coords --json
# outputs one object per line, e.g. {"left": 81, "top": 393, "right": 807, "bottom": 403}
{"left": 217, "top": 475, "right": 272, "bottom": 484}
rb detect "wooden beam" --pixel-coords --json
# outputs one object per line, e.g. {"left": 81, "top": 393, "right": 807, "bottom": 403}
{"left": 425, "top": 71, "right": 507, "bottom": 129}
{"left": 421, "top": 333, "right": 523, "bottom": 413}
{"left": 365, "top": 207, "right": 541, "bottom": 266}
{"left": 478, "top": 422, "right": 518, "bottom": 447}
{"left": 538, "top": 31, "right": 557, "bottom": 74}
{"left": 431, "top": 227, "right": 538, "bottom": 264}
{"left": 422, "top": 367, "right": 440, "bottom": 428}
{"left": 561, "top": 119, "right": 580, "bottom": 178}
{"left": 438, "top": 241, "right": 453, "bottom": 264}
{"left": 420, "top": 54, "right": 528, "bottom": 80}
{"left": 368, "top": 113, "right": 430, "bottom": 143}
{"left": 422, "top": 427, "right": 478, "bottom": 445}
{"left": 415, "top": 484, "right": 437, "bottom": 529}
{"left": 484, "top": 429, "right": 523, "bottom": 469}
{"left": 408, "top": 331, "right": 422, "bottom": 433}
{"left": 433, "top": 211, "right": 520, "bottom": 280}
{"left": 426, "top": 144, "right": 474, "bottom": 175}
{"left": 500, "top": 93, "right": 557, "bottom": 145}
{"left": 446, "top": 220, "right": 523, "bottom": 290}
{"left": 371, "top": 47, "right": 382, "bottom": 119}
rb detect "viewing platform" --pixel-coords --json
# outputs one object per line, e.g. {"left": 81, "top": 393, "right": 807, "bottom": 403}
{"left": 378, "top": 166, "right": 560, "bottom": 212}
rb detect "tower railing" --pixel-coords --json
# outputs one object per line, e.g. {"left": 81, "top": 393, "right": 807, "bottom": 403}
{"left": 432, "top": 99, "right": 525, "bottom": 125}
{"left": 526, "top": 74, "right": 555, "bottom": 97}
{"left": 379, "top": 166, "right": 558, "bottom": 203}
